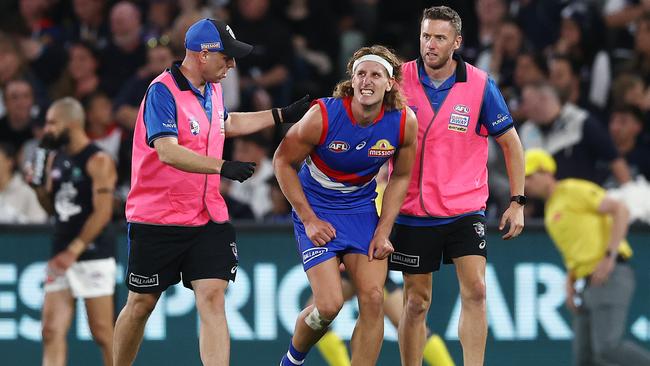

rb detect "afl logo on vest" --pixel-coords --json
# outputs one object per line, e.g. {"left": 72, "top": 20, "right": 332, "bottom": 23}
{"left": 368, "top": 139, "right": 395, "bottom": 157}
{"left": 189, "top": 117, "right": 200, "bottom": 135}
{"left": 328, "top": 141, "right": 349, "bottom": 153}
{"left": 453, "top": 104, "right": 470, "bottom": 114}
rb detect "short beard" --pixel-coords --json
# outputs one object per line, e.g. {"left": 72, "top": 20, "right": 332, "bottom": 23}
{"left": 40, "top": 130, "right": 70, "bottom": 150}
{"left": 425, "top": 54, "right": 450, "bottom": 70}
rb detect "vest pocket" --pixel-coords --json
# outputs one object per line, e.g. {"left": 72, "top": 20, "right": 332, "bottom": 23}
{"left": 167, "top": 192, "right": 202, "bottom": 213}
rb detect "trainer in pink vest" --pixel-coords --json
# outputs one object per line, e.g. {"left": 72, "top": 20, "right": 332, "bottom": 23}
{"left": 126, "top": 70, "right": 228, "bottom": 225}
{"left": 399, "top": 58, "right": 489, "bottom": 217}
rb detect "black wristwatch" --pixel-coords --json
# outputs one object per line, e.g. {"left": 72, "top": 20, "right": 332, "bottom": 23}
{"left": 510, "top": 195, "right": 527, "bottom": 205}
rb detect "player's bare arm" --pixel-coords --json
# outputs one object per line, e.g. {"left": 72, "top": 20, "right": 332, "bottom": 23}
{"left": 368, "top": 107, "right": 418, "bottom": 260}
{"left": 273, "top": 103, "right": 336, "bottom": 246}
{"left": 496, "top": 128, "right": 525, "bottom": 239}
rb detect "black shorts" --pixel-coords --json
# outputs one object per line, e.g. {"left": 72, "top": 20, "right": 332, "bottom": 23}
{"left": 388, "top": 215, "right": 487, "bottom": 274}
{"left": 126, "top": 221, "right": 238, "bottom": 293}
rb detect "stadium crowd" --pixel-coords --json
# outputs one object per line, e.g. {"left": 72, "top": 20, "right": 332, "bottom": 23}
{"left": 0, "top": 0, "right": 649, "bottom": 225}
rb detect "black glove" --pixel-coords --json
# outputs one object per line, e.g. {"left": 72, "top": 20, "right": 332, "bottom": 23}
{"left": 221, "top": 161, "right": 256, "bottom": 182}
{"left": 274, "top": 94, "right": 311, "bottom": 124}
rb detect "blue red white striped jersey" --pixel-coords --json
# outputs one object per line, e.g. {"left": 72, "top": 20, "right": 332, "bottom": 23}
{"left": 298, "top": 97, "right": 406, "bottom": 213}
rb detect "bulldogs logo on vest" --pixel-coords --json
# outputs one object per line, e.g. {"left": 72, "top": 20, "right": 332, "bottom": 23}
{"left": 189, "top": 117, "right": 200, "bottom": 135}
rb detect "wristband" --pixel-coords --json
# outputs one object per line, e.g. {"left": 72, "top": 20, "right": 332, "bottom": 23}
{"left": 272, "top": 108, "right": 282, "bottom": 125}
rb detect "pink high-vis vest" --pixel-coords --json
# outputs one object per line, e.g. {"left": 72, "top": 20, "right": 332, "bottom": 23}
{"left": 126, "top": 71, "right": 228, "bottom": 225}
{"left": 399, "top": 59, "right": 489, "bottom": 217}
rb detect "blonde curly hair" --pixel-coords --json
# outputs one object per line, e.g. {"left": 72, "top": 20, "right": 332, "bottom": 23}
{"left": 333, "top": 45, "right": 407, "bottom": 110}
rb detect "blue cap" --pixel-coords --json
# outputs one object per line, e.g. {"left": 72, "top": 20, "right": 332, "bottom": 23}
{"left": 184, "top": 18, "right": 253, "bottom": 58}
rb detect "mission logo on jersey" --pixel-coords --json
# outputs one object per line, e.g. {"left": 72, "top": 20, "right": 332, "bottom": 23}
{"left": 368, "top": 139, "right": 395, "bottom": 157}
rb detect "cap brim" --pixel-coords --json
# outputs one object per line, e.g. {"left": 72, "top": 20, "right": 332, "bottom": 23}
{"left": 223, "top": 40, "right": 253, "bottom": 58}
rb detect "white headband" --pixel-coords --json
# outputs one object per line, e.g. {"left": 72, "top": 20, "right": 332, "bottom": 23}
{"left": 352, "top": 54, "right": 394, "bottom": 77}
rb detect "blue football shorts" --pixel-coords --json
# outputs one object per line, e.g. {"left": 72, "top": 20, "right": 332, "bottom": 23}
{"left": 292, "top": 210, "right": 379, "bottom": 271}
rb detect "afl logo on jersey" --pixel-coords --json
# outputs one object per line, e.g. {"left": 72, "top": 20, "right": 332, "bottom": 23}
{"left": 368, "top": 139, "right": 395, "bottom": 157}
{"left": 189, "top": 117, "right": 200, "bottom": 135}
{"left": 328, "top": 141, "right": 349, "bottom": 153}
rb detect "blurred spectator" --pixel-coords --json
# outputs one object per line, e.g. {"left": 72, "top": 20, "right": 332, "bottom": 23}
{"left": 548, "top": 54, "right": 579, "bottom": 103}
{"left": 458, "top": 0, "right": 507, "bottom": 63}
{"left": 611, "top": 73, "right": 650, "bottom": 112}
{"left": 50, "top": 41, "right": 103, "bottom": 101}
{"left": 178, "top": 0, "right": 217, "bottom": 18}
{"left": 232, "top": 0, "right": 293, "bottom": 108}
{"left": 548, "top": 54, "right": 602, "bottom": 116}
{"left": 611, "top": 73, "right": 650, "bottom": 121}
{"left": 601, "top": 0, "right": 650, "bottom": 54}
{"left": 552, "top": 4, "right": 612, "bottom": 111}
{"left": 284, "top": 0, "right": 338, "bottom": 99}
{"left": 611, "top": 72, "right": 650, "bottom": 151}
{"left": 218, "top": 67, "right": 241, "bottom": 113}
{"left": 84, "top": 91, "right": 122, "bottom": 162}
{"left": 114, "top": 43, "right": 174, "bottom": 130}
{"left": 513, "top": 50, "right": 548, "bottom": 92}
{"left": 608, "top": 105, "right": 650, "bottom": 184}
{"left": 100, "top": 1, "right": 146, "bottom": 97}
{"left": 505, "top": 50, "right": 547, "bottom": 123}
{"left": 373, "top": 0, "right": 423, "bottom": 59}
{"left": 475, "top": 0, "right": 507, "bottom": 54}
{"left": 519, "top": 81, "right": 631, "bottom": 186}
{"left": 624, "top": 11, "right": 650, "bottom": 84}
{"left": 0, "top": 141, "right": 47, "bottom": 224}
{"left": 112, "top": 42, "right": 175, "bottom": 196}
{"left": 475, "top": 18, "right": 524, "bottom": 88}
{"left": 511, "top": 0, "right": 563, "bottom": 50}
{"left": 143, "top": 0, "right": 176, "bottom": 43}
{"left": 69, "top": 0, "right": 110, "bottom": 50}
{"left": 220, "top": 179, "right": 255, "bottom": 220}
{"left": 0, "top": 79, "right": 37, "bottom": 152}
{"left": 228, "top": 132, "right": 273, "bottom": 220}
{"left": 16, "top": 0, "right": 67, "bottom": 85}
{"left": 264, "top": 176, "right": 291, "bottom": 223}
{"left": 0, "top": 32, "right": 47, "bottom": 116}
{"left": 168, "top": 11, "right": 202, "bottom": 56}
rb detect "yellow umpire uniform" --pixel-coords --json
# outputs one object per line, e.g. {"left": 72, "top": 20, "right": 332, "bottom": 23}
{"left": 525, "top": 149, "right": 650, "bottom": 366}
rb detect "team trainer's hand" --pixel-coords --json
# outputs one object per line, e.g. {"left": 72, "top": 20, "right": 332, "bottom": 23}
{"left": 278, "top": 94, "right": 311, "bottom": 124}
{"left": 221, "top": 161, "right": 256, "bottom": 182}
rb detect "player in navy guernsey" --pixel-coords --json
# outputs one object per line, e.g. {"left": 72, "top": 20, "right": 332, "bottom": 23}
{"left": 31, "top": 98, "right": 117, "bottom": 366}
{"left": 274, "top": 45, "right": 418, "bottom": 366}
